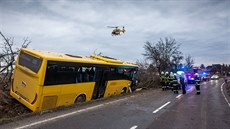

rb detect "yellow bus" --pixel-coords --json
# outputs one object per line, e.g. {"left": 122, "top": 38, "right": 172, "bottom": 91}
{"left": 10, "top": 48, "right": 138, "bottom": 112}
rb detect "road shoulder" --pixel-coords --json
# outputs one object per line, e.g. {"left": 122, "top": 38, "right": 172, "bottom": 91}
{"left": 223, "top": 81, "right": 230, "bottom": 107}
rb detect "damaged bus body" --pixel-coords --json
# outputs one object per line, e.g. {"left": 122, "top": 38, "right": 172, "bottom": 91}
{"left": 10, "top": 48, "right": 138, "bottom": 111}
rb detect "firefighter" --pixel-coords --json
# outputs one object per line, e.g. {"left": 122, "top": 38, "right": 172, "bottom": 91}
{"left": 195, "top": 73, "right": 201, "bottom": 95}
{"left": 172, "top": 73, "right": 179, "bottom": 94}
{"left": 160, "top": 71, "right": 166, "bottom": 91}
{"left": 165, "top": 71, "right": 170, "bottom": 90}
{"left": 169, "top": 72, "right": 174, "bottom": 91}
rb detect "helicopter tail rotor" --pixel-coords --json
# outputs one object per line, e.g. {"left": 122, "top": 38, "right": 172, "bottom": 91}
{"left": 121, "top": 26, "right": 126, "bottom": 33}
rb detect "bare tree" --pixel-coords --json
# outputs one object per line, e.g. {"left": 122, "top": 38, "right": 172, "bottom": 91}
{"left": 136, "top": 59, "right": 159, "bottom": 88}
{"left": 0, "top": 31, "right": 30, "bottom": 89}
{"left": 185, "top": 55, "right": 194, "bottom": 70}
{"left": 143, "top": 37, "right": 183, "bottom": 74}
{"left": 200, "top": 64, "right": 205, "bottom": 69}
{"left": 172, "top": 54, "right": 184, "bottom": 71}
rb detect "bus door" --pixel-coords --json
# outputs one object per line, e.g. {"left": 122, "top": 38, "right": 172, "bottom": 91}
{"left": 92, "top": 67, "right": 109, "bottom": 99}
{"left": 130, "top": 69, "right": 138, "bottom": 91}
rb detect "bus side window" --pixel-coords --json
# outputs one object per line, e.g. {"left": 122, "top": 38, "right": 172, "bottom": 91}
{"left": 77, "top": 67, "right": 83, "bottom": 83}
{"left": 45, "top": 65, "right": 57, "bottom": 85}
{"left": 53, "top": 65, "right": 76, "bottom": 84}
{"left": 78, "top": 67, "right": 95, "bottom": 83}
{"left": 89, "top": 67, "right": 95, "bottom": 82}
{"left": 67, "top": 66, "right": 76, "bottom": 84}
{"left": 57, "top": 66, "right": 65, "bottom": 84}
{"left": 84, "top": 69, "right": 90, "bottom": 82}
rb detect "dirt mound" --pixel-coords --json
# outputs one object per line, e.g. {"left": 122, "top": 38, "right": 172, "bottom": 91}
{"left": 0, "top": 85, "right": 30, "bottom": 123}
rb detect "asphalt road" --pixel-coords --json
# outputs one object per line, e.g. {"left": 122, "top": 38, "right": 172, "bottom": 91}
{"left": 1, "top": 79, "right": 229, "bottom": 129}
{"left": 147, "top": 80, "right": 230, "bottom": 129}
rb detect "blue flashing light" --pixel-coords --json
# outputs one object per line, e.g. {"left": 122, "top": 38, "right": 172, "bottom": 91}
{"left": 177, "top": 71, "right": 184, "bottom": 75}
{"left": 203, "top": 72, "right": 206, "bottom": 75}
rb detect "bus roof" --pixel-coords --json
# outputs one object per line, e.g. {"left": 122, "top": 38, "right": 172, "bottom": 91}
{"left": 20, "top": 48, "right": 138, "bottom": 67}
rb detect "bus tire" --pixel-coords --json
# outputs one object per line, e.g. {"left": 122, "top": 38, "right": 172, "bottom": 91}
{"left": 75, "top": 94, "right": 86, "bottom": 103}
{"left": 121, "top": 87, "right": 127, "bottom": 94}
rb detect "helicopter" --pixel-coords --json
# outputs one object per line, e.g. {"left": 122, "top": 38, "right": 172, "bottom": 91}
{"left": 107, "top": 26, "right": 126, "bottom": 36}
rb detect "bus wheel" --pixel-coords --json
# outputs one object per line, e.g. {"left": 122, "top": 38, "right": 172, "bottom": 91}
{"left": 75, "top": 95, "right": 86, "bottom": 103}
{"left": 121, "top": 88, "right": 127, "bottom": 94}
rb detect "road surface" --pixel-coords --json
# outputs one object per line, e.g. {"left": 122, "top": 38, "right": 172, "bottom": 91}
{"left": 0, "top": 79, "right": 230, "bottom": 129}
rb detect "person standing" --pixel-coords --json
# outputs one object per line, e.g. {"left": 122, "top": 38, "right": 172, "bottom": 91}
{"left": 169, "top": 72, "right": 174, "bottom": 91}
{"left": 172, "top": 74, "right": 179, "bottom": 94}
{"left": 160, "top": 71, "right": 166, "bottom": 91}
{"left": 195, "top": 73, "right": 201, "bottom": 95}
{"left": 180, "top": 75, "right": 186, "bottom": 94}
{"left": 165, "top": 71, "right": 170, "bottom": 90}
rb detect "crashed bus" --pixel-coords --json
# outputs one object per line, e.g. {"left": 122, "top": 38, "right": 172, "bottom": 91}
{"left": 10, "top": 48, "right": 138, "bottom": 111}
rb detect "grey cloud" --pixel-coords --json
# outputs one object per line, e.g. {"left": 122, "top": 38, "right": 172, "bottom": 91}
{"left": 0, "top": 0, "right": 229, "bottom": 66}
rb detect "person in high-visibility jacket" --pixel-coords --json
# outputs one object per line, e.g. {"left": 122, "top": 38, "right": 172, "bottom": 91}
{"left": 195, "top": 73, "right": 201, "bottom": 95}
{"left": 169, "top": 72, "right": 174, "bottom": 91}
{"left": 160, "top": 71, "right": 166, "bottom": 91}
{"left": 165, "top": 71, "right": 170, "bottom": 90}
{"left": 172, "top": 74, "right": 179, "bottom": 94}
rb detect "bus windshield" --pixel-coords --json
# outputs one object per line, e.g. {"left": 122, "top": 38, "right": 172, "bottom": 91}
{"left": 18, "top": 51, "right": 43, "bottom": 73}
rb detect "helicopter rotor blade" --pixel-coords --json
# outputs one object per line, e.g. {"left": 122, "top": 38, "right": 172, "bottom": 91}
{"left": 107, "top": 26, "right": 119, "bottom": 28}
{"left": 107, "top": 26, "right": 115, "bottom": 28}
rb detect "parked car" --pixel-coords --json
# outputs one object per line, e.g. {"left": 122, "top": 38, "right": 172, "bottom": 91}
{"left": 211, "top": 75, "right": 219, "bottom": 80}
{"left": 202, "top": 75, "right": 210, "bottom": 81}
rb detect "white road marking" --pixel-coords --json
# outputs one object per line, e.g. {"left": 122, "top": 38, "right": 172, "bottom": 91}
{"left": 221, "top": 82, "right": 230, "bottom": 108}
{"left": 153, "top": 101, "right": 171, "bottom": 113}
{"left": 135, "top": 88, "right": 142, "bottom": 92}
{"left": 130, "top": 125, "right": 138, "bottom": 129}
{"left": 176, "top": 94, "right": 183, "bottom": 99}
{"left": 187, "top": 88, "right": 193, "bottom": 93}
{"left": 15, "top": 98, "right": 128, "bottom": 129}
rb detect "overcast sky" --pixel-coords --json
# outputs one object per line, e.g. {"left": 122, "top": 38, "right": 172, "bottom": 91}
{"left": 0, "top": 0, "right": 229, "bottom": 66}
